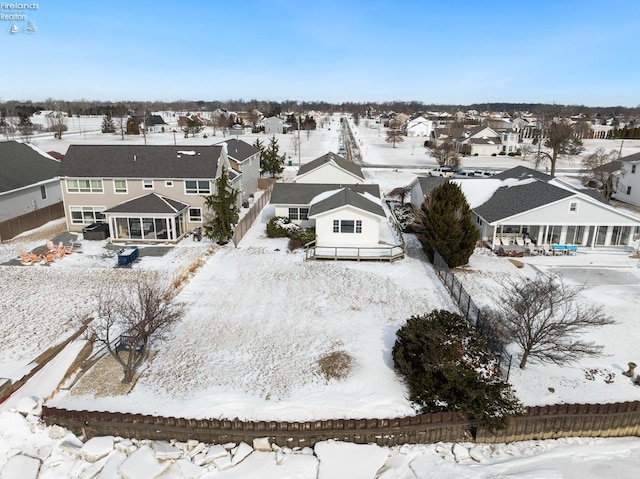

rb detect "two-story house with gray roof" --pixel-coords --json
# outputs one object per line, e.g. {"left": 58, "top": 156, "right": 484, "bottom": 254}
{"left": 58, "top": 144, "right": 242, "bottom": 243}
{"left": 0, "top": 141, "right": 62, "bottom": 224}
{"left": 221, "top": 138, "right": 260, "bottom": 203}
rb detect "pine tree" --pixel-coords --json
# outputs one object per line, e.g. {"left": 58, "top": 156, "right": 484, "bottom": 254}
{"left": 252, "top": 137, "right": 265, "bottom": 165}
{"left": 261, "top": 135, "right": 286, "bottom": 177}
{"left": 417, "top": 181, "right": 478, "bottom": 267}
{"left": 392, "top": 310, "right": 523, "bottom": 430}
{"left": 101, "top": 114, "right": 116, "bottom": 133}
{"left": 203, "top": 167, "right": 239, "bottom": 245}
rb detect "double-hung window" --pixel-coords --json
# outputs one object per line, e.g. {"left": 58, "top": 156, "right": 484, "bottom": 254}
{"left": 332, "top": 219, "right": 362, "bottom": 233}
{"left": 114, "top": 179, "right": 127, "bottom": 194}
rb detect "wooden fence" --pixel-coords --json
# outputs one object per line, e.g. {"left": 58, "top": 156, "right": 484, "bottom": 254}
{"left": 0, "top": 201, "right": 64, "bottom": 242}
{"left": 43, "top": 401, "right": 640, "bottom": 447}
{"left": 232, "top": 182, "right": 274, "bottom": 246}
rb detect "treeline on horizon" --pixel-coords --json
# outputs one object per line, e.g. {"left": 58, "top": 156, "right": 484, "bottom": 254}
{"left": 1, "top": 99, "right": 638, "bottom": 119}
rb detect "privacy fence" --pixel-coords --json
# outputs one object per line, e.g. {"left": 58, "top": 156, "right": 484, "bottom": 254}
{"left": 432, "top": 250, "right": 513, "bottom": 379}
{"left": 232, "top": 181, "right": 274, "bottom": 246}
{"left": 43, "top": 401, "right": 640, "bottom": 447}
{"left": 0, "top": 201, "right": 64, "bottom": 242}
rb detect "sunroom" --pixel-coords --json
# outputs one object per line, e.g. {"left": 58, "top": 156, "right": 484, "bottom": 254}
{"left": 103, "top": 193, "right": 190, "bottom": 243}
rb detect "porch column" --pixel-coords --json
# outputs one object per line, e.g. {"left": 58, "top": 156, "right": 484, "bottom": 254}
{"left": 543, "top": 225, "right": 549, "bottom": 245}
{"left": 559, "top": 226, "right": 567, "bottom": 245}
{"left": 604, "top": 226, "right": 613, "bottom": 246}
{"left": 590, "top": 226, "right": 597, "bottom": 249}
{"left": 581, "top": 226, "right": 590, "bottom": 246}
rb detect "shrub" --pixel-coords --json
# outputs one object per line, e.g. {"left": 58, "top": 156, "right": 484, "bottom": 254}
{"left": 289, "top": 229, "right": 315, "bottom": 250}
{"left": 507, "top": 151, "right": 516, "bottom": 156}
{"left": 499, "top": 151, "right": 506, "bottom": 156}
{"left": 392, "top": 310, "right": 524, "bottom": 430}
{"left": 491, "top": 153, "right": 497, "bottom": 156}
{"left": 266, "top": 216, "right": 298, "bottom": 238}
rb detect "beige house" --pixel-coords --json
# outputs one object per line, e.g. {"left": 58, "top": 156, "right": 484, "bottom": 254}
{"left": 58, "top": 144, "right": 245, "bottom": 243}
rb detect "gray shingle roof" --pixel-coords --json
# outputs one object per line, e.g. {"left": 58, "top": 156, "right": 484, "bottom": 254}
{"left": 271, "top": 183, "right": 380, "bottom": 205}
{"left": 416, "top": 176, "right": 447, "bottom": 197}
{"left": 0, "top": 141, "right": 60, "bottom": 193}
{"left": 219, "top": 138, "right": 259, "bottom": 163}
{"left": 59, "top": 145, "right": 223, "bottom": 179}
{"left": 493, "top": 166, "right": 552, "bottom": 182}
{"left": 621, "top": 152, "right": 640, "bottom": 163}
{"left": 296, "top": 152, "right": 364, "bottom": 180}
{"left": 105, "top": 193, "right": 189, "bottom": 214}
{"left": 308, "top": 188, "right": 385, "bottom": 217}
{"left": 474, "top": 180, "right": 574, "bottom": 223}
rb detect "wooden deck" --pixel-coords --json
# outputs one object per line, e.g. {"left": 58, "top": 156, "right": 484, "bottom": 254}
{"left": 305, "top": 244, "right": 405, "bottom": 262}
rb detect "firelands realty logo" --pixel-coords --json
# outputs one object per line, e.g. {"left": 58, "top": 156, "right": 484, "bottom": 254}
{"left": 1, "top": 2, "right": 39, "bottom": 34}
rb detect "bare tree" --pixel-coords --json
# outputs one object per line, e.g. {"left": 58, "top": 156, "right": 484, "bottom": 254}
{"left": 385, "top": 126, "right": 404, "bottom": 148}
{"left": 582, "top": 147, "right": 620, "bottom": 200}
{"left": 88, "top": 271, "right": 185, "bottom": 383}
{"left": 388, "top": 185, "right": 412, "bottom": 205}
{"left": 537, "top": 119, "right": 584, "bottom": 176}
{"left": 428, "top": 139, "right": 460, "bottom": 166}
{"left": 490, "top": 273, "right": 615, "bottom": 369}
{"left": 46, "top": 111, "right": 67, "bottom": 139}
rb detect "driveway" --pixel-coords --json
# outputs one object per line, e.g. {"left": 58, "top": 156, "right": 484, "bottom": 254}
{"left": 548, "top": 267, "right": 639, "bottom": 287}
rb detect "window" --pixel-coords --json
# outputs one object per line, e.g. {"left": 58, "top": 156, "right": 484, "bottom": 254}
{"left": 165, "top": 180, "right": 174, "bottom": 187}
{"left": 333, "top": 219, "right": 363, "bottom": 233}
{"left": 40, "top": 185, "right": 47, "bottom": 199}
{"left": 185, "top": 180, "right": 211, "bottom": 194}
{"left": 569, "top": 202, "right": 578, "bottom": 213}
{"left": 69, "top": 206, "right": 106, "bottom": 225}
{"left": 114, "top": 179, "right": 127, "bottom": 194}
{"left": 288, "top": 207, "right": 309, "bottom": 221}
{"left": 67, "top": 179, "right": 103, "bottom": 193}
{"left": 142, "top": 179, "right": 154, "bottom": 190}
{"left": 188, "top": 208, "right": 202, "bottom": 222}
{"left": 627, "top": 186, "right": 632, "bottom": 195}
{"left": 632, "top": 165, "right": 637, "bottom": 174}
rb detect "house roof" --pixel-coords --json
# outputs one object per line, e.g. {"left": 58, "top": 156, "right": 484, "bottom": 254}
{"left": 104, "top": 193, "right": 189, "bottom": 214}
{"left": 296, "top": 152, "right": 364, "bottom": 180}
{"left": 308, "top": 187, "right": 385, "bottom": 218}
{"left": 415, "top": 176, "right": 447, "bottom": 198}
{"left": 59, "top": 145, "right": 225, "bottom": 179}
{"left": 218, "top": 138, "right": 259, "bottom": 163}
{"left": 473, "top": 179, "right": 574, "bottom": 223}
{"left": 0, "top": 141, "right": 60, "bottom": 194}
{"left": 621, "top": 152, "right": 640, "bottom": 163}
{"left": 271, "top": 183, "right": 380, "bottom": 205}
{"left": 492, "top": 166, "right": 553, "bottom": 182}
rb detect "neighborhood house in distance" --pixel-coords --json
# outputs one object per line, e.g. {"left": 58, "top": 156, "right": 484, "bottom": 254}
{"left": 57, "top": 139, "right": 260, "bottom": 243}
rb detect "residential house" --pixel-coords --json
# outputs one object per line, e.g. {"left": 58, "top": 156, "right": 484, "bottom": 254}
{"left": 0, "top": 141, "right": 62, "bottom": 222}
{"left": 294, "top": 152, "right": 365, "bottom": 184}
{"left": 453, "top": 126, "right": 502, "bottom": 156}
{"left": 462, "top": 166, "right": 640, "bottom": 249}
{"left": 407, "top": 175, "right": 447, "bottom": 210}
{"left": 269, "top": 152, "right": 402, "bottom": 258}
{"left": 217, "top": 138, "right": 260, "bottom": 203}
{"left": 263, "top": 116, "right": 284, "bottom": 134}
{"left": 407, "top": 165, "right": 640, "bottom": 250}
{"left": 614, "top": 152, "right": 640, "bottom": 208}
{"left": 429, "top": 125, "right": 465, "bottom": 147}
{"left": 58, "top": 144, "right": 247, "bottom": 243}
{"left": 138, "top": 114, "right": 168, "bottom": 133}
{"left": 404, "top": 116, "right": 433, "bottom": 137}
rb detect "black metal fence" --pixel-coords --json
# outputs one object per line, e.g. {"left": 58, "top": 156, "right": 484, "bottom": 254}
{"left": 432, "top": 250, "right": 513, "bottom": 380}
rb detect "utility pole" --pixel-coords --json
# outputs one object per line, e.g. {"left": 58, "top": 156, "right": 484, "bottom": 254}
{"left": 297, "top": 114, "right": 301, "bottom": 167}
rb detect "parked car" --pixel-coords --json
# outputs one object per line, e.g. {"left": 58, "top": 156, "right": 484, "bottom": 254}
{"left": 452, "top": 170, "right": 477, "bottom": 178}
{"left": 473, "top": 170, "right": 499, "bottom": 177}
{"left": 428, "top": 166, "right": 461, "bottom": 177}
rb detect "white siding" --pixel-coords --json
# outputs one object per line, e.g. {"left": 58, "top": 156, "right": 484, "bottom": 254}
{"left": 295, "top": 164, "right": 362, "bottom": 184}
{"left": 313, "top": 206, "right": 381, "bottom": 247}
{"left": 616, "top": 162, "right": 640, "bottom": 208}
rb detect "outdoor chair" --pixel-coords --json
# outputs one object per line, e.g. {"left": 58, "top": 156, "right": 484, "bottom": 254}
{"left": 46, "top": 240, "right": 56, "bottom": 252}
{"left": 501, "top": 236, "right": 511, "bottom": 246}
{"left": 515, "top": 237, "right": 525, "bottom": 246}
{"left": 527, "top": 243, "right": 538, "bottom": 256}
{"left": 565, "top": 244, "right": 578, "bottom": 255}
{"left": 541, "top": 244, "right": 553, "bottom": 256}
{"left": 64, "top": 242, "right": 74, "bottom": 254}
{"left": 552, "top": 244, "right": 566, "bottom": 255}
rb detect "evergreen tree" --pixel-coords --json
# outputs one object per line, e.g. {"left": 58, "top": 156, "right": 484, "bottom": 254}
{"left": 417, "top": 181, "right": 478, "bottom": 267}
{"left": 261, "top": 135, "right": 286, "bottom": 177}
{"left": 203, "top": 167, "right": 239, "bottom": 244}
{"left": 392, "top": 310, "right": 523, "bottom": 430}
{"left": 101, "top": 114, "right": 116, "bottom": 133}
{"left": 126, "top": 118, "right": 140, "bottom": 135}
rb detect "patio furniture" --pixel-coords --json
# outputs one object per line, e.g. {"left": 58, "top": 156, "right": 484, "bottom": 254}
{"left": 552, "top": 244, "right": 567, "bottom": 255}
{"left": 500, "top": 236, "right": 511, "bottom": 246}
{"left": 565, "top": 244, "right": 578, "bottom": 255}
{"left": 515, "top": 237, "right": 525, "bottom": 246}
{"left": 64, "top": 242, "right": 75, "bottom": 254}
{"left": 541, "top": 244, "right": 553, "bottom": 256}
{"left": 18, "top": 249, "right": 34, "bottom": 265}
{"left": 527, "top": 243, "right": 538, "bottom": 255}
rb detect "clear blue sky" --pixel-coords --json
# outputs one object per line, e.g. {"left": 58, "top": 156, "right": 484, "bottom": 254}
{"left": 1, "top": 0, "right": 638, "bottom": 106}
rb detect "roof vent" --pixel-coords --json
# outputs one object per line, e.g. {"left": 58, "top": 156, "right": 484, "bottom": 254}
{"left": 177, "top": 150, "right": 196, "bottom": 156}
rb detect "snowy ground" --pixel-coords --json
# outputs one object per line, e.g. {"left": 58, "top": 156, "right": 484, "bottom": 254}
{"left": 3, "top": 116, "right": 640, "bottom": 476}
